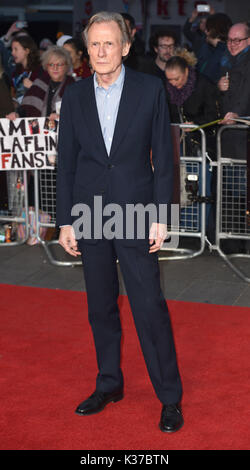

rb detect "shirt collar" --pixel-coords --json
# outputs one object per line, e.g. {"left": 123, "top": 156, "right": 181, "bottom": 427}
{"left": 94, "top": 64, "right": 125, "bottom": 92}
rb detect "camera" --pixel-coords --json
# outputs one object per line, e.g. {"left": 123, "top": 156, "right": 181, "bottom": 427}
{"left": 185, "top": 174, "right": 199, "bottom": 203}
{"left": 196, "top": 4, "right": 210, "bottom": 13}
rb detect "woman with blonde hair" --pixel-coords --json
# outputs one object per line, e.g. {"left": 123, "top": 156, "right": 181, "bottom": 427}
{"left": 164, "top": 51, "right": 218, "bottom": 129}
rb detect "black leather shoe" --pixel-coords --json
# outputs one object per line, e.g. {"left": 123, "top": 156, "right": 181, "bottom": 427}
{"left": 159, "top": 403, "right": 184, "bottom": 433}
{"left": 75, "top": 389, "right": 124, "bottom": 416}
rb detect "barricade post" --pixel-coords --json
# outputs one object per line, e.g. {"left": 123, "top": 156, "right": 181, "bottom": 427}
{"left": 0, "top": 171, "right": 29, "bottom": 246}
{"left": 33, "top": 168, "right": 82, "bottom": 266}
{"left": 214, "top": 124, "right": 250, "bottom": 282}
{"left": 0, "top": 116, "right": 30, "bottom": 246}
{"left": 158, "top": 124, "right": 207, "bottom": 261}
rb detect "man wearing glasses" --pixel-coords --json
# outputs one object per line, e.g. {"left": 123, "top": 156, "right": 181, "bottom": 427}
{"left": 217, "top": 22, "right": 250, "bottom": 253}
{"left": 144, "top": 29, "right": 177, "bottom": 83}
{"left": 218, "top": 22, "right": 250, "bottom": 126}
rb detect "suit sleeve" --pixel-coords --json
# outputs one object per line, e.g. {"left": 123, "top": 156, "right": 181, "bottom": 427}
{"left": 151, "top": 81, "right": 174, "bottom": 219}
{"left": 56, "top": 85, "right": 80, "bottom": 226}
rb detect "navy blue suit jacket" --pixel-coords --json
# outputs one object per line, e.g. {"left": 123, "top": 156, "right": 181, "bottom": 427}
{"left": 56, "top": 66, "right": 174, "bottom": 242}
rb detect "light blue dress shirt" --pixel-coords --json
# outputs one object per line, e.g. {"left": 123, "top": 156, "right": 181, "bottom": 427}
{"left": 93, "top": 64, "right": 125, "bottom": 156}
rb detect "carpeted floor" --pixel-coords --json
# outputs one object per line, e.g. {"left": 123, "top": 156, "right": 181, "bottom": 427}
{"left": 1, "top": 283, "right": 249, "bottom": 450}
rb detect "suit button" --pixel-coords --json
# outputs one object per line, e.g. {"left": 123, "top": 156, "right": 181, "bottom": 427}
{"left": 108, "top": 163, "right": 114, "bottom": 169}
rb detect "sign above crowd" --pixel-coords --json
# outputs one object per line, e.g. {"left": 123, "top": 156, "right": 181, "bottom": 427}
{"left": 0, "top": 117, "right": 58, "bottom": 171}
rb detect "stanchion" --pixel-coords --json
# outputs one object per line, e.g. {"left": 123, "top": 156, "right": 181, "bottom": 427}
{"left": 33, "top": 168, "right": 82, "bottom": 266}
{"left": 0, "top": 170, "right": 29, "bottom": 246}
{"left": 159, "top": 124, "right": 207, "bottom": 261}
{"left": 213, "top": 124, "right": 250, "bottom": 282}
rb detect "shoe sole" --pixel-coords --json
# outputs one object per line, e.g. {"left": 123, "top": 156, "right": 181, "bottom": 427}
{"left": 75, "top": 394, "right": 124, "bottom": 416}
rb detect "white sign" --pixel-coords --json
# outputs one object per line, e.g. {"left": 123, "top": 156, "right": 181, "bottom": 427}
{"left": 0, "top": 117, "right": 58, "bottom": 171}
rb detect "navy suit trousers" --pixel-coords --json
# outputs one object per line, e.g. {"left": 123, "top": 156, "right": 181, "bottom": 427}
{"left": 80, "top": 239, "right": 183, "bottom": 405}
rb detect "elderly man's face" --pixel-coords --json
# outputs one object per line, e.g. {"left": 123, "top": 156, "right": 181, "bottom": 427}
{"left": 87, "top": 21, "right": 130, "bottom": 82}
{"left": 227, "top": 24, "right": 249, "bottom": 56}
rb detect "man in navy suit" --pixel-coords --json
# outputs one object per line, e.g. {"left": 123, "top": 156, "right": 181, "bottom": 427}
{"left": 56, "top": 11, "right": 183, "bottom": 433}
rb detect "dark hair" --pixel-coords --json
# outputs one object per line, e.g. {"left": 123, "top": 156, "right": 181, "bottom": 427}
{"left": 11, "top": 35, "right": 40, "bottom": 71}
{"left": 206, "top": 13, "right": 232, "bottom": 41}
{"left": 165, "top": 56, "right": 188, "bottom": 73}
{"left": 120, "top": 12, "right": 136, "bottom": 31}
{"left": 64, "top": 37, "right": 85, "bottom": 61}
{"left": 151, "top": 29, "right": 178, "bottom": 49}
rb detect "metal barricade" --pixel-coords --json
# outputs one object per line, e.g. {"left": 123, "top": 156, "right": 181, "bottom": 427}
{"left": 214, "top": 124, "right": 250, "bottom": 282}
{"left": 33, "top": 168, "right": 82, "bottom": 266}
{"left": 159, "top": 124, "right": 207, "bottom": 261}
{"left": 0, "top": 170, "right": 29, "bottom": 246}
{"left": 33, "top": 124, "right": 207, "bottom": 266}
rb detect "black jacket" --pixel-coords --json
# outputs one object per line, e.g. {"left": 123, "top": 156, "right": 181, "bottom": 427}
{"left": 218, "top": 47, "right": 250, "bottom": 159}
{"left": 166, "top": 73, "right": 218, "bottom": 125}
{"left": 56, "top": 67, "right": 174, "bottom": 235}
{"left": 219, "top": 47, "right": 250, "bottom": 117}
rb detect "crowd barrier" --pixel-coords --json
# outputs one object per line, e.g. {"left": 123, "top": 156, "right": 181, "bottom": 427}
{"left": 33, "top": 168, "right": 82, "bottom": 266}
{"left": 34, "top": 123, "right": 208, "bottom": 266}
{"left": 0, "top": 170, "right": 29, "bottom": 246}
{"left": 159, "top": 124, "right": 207, "bottom": 261}
{"left": 213, "top": 124, "right": 250, "bottom": 282}
{"left": 1, "top": 118, "right": 250, "bottom": 281}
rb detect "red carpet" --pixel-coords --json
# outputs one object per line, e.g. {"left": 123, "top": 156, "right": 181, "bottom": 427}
{"left": 0, "top": 283, "right": 249, "bottom": 450}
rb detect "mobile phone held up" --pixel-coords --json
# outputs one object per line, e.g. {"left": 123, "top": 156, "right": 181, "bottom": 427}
{"left": 16, "top": 20, "right": 28, "bottom": 29}
{"left": 196, "top": 4, "right": 210, "bottom": 13}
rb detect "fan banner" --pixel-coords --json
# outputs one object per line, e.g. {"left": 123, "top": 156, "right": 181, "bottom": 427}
{"left": 0, "top": 117, "right": 58, "bottom": 171}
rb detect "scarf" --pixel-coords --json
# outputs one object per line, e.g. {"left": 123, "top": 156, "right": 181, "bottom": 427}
{"left": 20, "top": 71, "right": 75, "bottom": 117}
{"left": 166, "top": 67, "right": 196, "bottom": 107}
{"left": 221, "top": 46, "right": 250, "bottom": 70}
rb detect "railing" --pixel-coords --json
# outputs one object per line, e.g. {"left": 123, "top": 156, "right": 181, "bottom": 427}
{"left": 159, "top": 124, "right": 207, "bottom": 261}
{"left": 2, "top": 118, "right": 250, "bottom": 282}
{"left": 0, "top": 170, "right": 29, "bottom": 246}
{"left": 213, "top": 124, "right": 250, "bottom": 282}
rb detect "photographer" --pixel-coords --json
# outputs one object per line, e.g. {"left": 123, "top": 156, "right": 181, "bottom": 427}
{"left": 183, "top": 6, "right": 232, "bottom": 84}
{"left": 183, "top": 5, "right": 213, "bottom": 56}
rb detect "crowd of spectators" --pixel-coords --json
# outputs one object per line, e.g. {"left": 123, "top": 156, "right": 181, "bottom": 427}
{"left": 0, "top": 8, "right": 249, "bottom": 148}
{"left": 0, "top": 7, "right": 249, "bottom": 247}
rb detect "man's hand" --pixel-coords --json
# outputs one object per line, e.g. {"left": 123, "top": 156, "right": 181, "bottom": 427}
{"left": 59, "top": 225, "right": 81, "bottom": 257}
{"left": 189, "top": 9, "right": 198, "bottom": 23}
{"left": 218, "top": 75, "right": 229, "bottom": 92}
{"left": 149, "top": 222, "right": 167, "bottom": 253}
{"left": 183, "top": 120, "right": 194, "bottom": 132}
{"left": 220, "top": 112, "right": 238, "bottom": 125}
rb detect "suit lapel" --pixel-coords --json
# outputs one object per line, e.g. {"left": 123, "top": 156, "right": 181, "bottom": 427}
{"left": 109, "top": 67, "right": 144, "bottom": 158}
{"left": 79, "top": 76, "right": 109, "bottom": 159}
{"left": 78, "top": 68, "right": 143, "bottom": 160}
